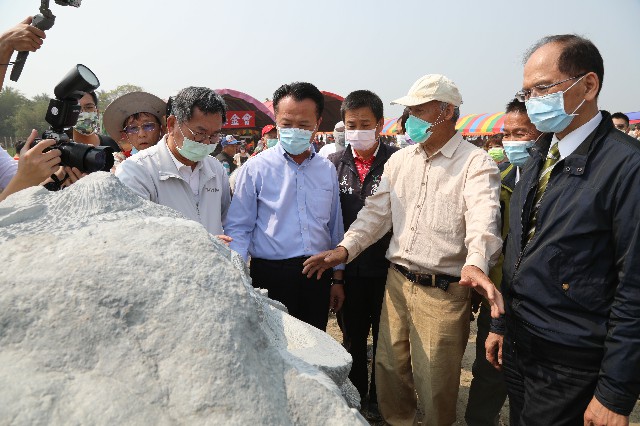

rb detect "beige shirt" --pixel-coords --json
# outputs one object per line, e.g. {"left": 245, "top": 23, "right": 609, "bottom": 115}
{"left": 340, "top": 132, "right": 502, "bottom": 276}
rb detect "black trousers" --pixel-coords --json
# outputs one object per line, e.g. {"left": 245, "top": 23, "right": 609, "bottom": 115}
{"left": 250, "top": 257, "right": 332, "bottom": 331}
{"left": 465, "top": 303, "right": 508, "bottom": 426}
{"left": 339, "top": 274, "right": 387, "bottom": 402}
{"left": 503, "top": 319, "right": 602, "bottom": 426}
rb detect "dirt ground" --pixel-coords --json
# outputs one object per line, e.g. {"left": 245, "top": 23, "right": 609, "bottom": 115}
{"left": 325, "top": 314, "right": 640, "bottom": 426}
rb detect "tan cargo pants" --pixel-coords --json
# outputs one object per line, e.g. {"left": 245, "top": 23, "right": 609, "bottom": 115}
{"left": 375, "top": 267, "right": 471, "bottom": 426}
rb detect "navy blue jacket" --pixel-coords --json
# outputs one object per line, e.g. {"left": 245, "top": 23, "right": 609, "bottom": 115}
{"left": 497, "top": 111, "right": 640, "bottom": 415}
{"left": 328, "top": 143, "right": 399, "bottom": 278}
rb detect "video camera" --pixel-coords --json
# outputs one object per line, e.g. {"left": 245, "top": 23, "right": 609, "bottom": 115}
{"left": 32, "top": 64, "right": 114, "bottom": 175}
{"left": 10, "top": 0, "right": 82, "bottom": 82}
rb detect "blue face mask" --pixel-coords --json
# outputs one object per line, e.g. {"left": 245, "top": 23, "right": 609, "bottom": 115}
{"left": 525, "top": 75, "right": 586, "bottom": 133}
{"left": 405, "top": 115, "right": 433, "bottom": 144}
{"left": 266, "top": 138, "right": 278, "bottom": 148}
{"left": 405, "top": 110, "right": 446, "bottom": 144}
{"left": 503, "top": 140, "right": 535, "bottom": 167}
{"left": 278, "top": 127, "right": 314, "bottom": 155}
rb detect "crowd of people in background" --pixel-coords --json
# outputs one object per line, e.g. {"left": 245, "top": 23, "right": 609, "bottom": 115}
{"left": 1, "top": 15, "right": 640, "bottom": 426}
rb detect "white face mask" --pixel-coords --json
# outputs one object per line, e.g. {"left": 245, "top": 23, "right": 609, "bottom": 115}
{"left": 345, "top": 129, "right": 377, "bottom": 151}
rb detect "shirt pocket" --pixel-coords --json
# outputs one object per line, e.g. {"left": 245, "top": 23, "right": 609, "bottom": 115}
{"left": 307, "top": 188, "right": 332, "bottom": 223}
{"left": 430, "top": 192, "right": 463, "bottom": 234}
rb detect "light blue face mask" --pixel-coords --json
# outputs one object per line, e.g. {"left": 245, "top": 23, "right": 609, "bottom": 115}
{"left": 525, "top": 75, "right": 586, "bottom": 133}
{"left": 503, "top": 140, "right": 535, "bottom": 167}
{"left": 176, "top": 126, "right": 216, "bottom": 162}
{"left": 405, "top": 115, "right": 433, "bottom": 144}
{"left": 278, "top": 127, "right": 314, "bottom": 155}
{"left": 266, "top": 138, "right": 278, "bottom": 148}
{"left": 405, "top": 110, "right": 445, "bottom": 144}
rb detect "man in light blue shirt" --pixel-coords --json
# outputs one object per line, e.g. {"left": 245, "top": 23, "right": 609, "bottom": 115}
{"left": 226, "top": 82, "right": 345, "bottom": 331}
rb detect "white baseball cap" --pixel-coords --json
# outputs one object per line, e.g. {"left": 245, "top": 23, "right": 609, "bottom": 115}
{"left": 392, "top": 74, "right": 463, "bottom": 107}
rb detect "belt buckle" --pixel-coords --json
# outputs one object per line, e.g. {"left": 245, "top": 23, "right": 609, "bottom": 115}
{"left": 431, "top": 274, "right": 436, "bottom": 287}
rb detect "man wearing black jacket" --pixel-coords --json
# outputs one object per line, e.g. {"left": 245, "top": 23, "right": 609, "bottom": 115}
{"left": 328, "top": 90, "right": 398, "bottom": 419}
{"left": 487, "top": 35, "right": 640, "bottom": 425}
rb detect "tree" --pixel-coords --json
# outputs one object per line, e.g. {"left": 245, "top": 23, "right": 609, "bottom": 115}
{"left": 96, "top": 84, "right": 144, "bottom": 109}
{"left": 0, "top": 87, "right": 28, "bottom": 138}
{"left": 12, "top": 93, "right": 51, "bottom": 140}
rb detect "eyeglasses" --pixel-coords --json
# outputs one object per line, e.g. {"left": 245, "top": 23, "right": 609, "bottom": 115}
{"left": 515, "top": 73, "right": 586, "bottom": 102}
{"left": 81, "top": 103, "right": 97, "bottom": 113}
{"left": 180, "top": 123, "right": 221, "bottom": 144}
{"left": 123, "top": 122, "right": 158, "bottom": 134}
{"left": 613, "top": 124, "right": 628, "bottom": 130}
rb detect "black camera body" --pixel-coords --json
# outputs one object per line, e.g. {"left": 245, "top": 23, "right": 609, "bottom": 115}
{"left": 35, "top": 64, "right": 114, "bottom": 175}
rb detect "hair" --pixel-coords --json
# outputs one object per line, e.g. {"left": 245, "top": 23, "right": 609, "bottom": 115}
{"left": 340, "top": 90, "right": 384, "bottom": 122}
{"left": 524, "top": 34, "right": 604, "bottom": 96}
{"left": 505, "top": 98, "right": 528, "bottom": 115}
{"left": 484, "top": 135, "right": 503, "bottom": 150}
{"left": 81, "top": 91, "right": 98, "bottom": 107}
{"left": 439, "top": 102, "right": 460, "bottom": 122}
{"left": 166, "top": 96, "right": 173, "bottom": 117}
{"left": 171, "top": 87, "right": 227, "bottom": 123}
{"left": 397, "top": 107, "right": 411, "bottom": 133}
{"left": 272, "top": 82, "right": 324, "bottom": 119}
{"left": 611, "top": 112, "right": 630, "bottom": 126}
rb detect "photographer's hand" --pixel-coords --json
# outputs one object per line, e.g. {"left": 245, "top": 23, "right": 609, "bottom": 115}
{"left": 0, "top": 17, "right": 46, "bottom": 53}
{"left": 0, "top": 130, "right": 60, "bottom": 202}
{"left": 60, "top": 166, "right": 87, "bottom": 188}
{"left": 0, "top": 17, "right": 47, "bottom": 91}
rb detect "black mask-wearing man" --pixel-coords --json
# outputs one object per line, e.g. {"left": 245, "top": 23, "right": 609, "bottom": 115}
{"left": 487, "top": 35, "right": 640, "bottom": 425}
{"left": 327, "top": 90, "right": 399, "bottom": 420}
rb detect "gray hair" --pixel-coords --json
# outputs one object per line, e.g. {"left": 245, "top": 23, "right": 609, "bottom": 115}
{"left": 440, "top": 102, "right": 460, "bottom": 123}
{"left": 172, "top": 87, "right": 227, "bottom": 124}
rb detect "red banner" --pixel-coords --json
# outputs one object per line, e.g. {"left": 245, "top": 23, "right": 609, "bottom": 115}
{"left": 223, "top": 110, "right": 256, "bottom": 129}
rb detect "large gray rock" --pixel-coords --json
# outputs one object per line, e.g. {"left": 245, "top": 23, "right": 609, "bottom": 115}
{"left": 0, "top": 173, "right": 365, "bottom": 425}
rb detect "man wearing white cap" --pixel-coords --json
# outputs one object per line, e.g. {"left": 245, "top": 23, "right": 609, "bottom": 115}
{"left": 303, "top": 74, "right": 504, "bottom": 425}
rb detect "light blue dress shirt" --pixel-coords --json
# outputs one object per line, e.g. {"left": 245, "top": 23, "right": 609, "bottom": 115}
{"left": 226, "top": 143, "right": 345, "bottom": 269}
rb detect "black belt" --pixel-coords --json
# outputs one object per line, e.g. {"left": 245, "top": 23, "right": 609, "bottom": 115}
{"left": 392, "top": 264, "right": 459, "bottom": 292}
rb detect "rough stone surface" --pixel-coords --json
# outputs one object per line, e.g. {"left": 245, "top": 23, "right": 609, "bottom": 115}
{"left": 0, "top": 172, "right": 366, "bottom": 425}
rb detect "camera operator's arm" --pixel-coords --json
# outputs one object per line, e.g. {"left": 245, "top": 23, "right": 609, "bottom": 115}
{"left": 0, "top": 130, "right": 60, "bottom": 202}
{"left": 0, "top": 146, "right": 17, "bottom": 190}
{"left": 0, "top": 17, "right": 46, "bottom": 91}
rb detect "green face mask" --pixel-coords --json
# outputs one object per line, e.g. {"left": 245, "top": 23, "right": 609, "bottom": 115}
{"left": 488, "top": 147, "right": 505, "bottom": 162}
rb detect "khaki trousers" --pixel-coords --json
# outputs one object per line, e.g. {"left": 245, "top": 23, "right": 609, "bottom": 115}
{"left": 375, "top": 267, "right": 471, "bottom": 426}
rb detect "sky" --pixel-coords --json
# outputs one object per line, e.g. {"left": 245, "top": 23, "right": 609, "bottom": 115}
{"left": 2, "top": 0, "right": 639, "bottom": 119}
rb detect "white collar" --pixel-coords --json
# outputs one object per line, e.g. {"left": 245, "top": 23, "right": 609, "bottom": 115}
{"left": 553, "top": 112, "right": 602, "bottom": 160}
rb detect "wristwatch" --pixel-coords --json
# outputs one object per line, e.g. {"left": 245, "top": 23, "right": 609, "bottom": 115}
{"left": 331, "top": 278, "right": 345, "bottom": 285}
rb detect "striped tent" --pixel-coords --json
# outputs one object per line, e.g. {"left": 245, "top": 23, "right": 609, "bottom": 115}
{"left": 381, "top": 117, "right": 400, "bottom": 135}
{"left": 456, "top": 112, "right": 505, "bottom": 136}
{"left": 626, "top": 111, "right": 640, "bottom": 125}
